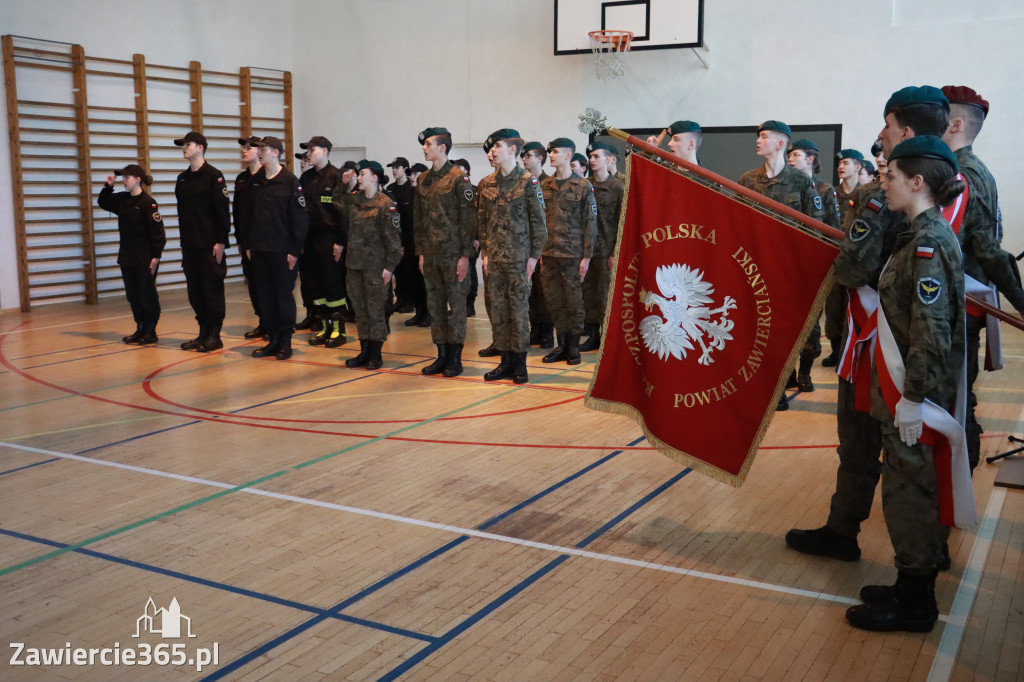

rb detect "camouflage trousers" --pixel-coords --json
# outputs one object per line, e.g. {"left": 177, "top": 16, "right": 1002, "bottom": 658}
{"left": 582, "top": 253, "right": 611, "bottom": 324}
{"left": 541, "top": 256, "right": 584, "bottom": 335}
{"left": 423, "top": 253, "right": 469, "bottom": 345}
{"left": 965, "top": 313, "right": 985, "bottom": 471}
{"left": 823, "top": 284, "right": 847, "bottom": 351}
{"left": 880, "top": 422, "right": 944, "bottom": 575}
{"left": 827, "top": 377, "right": 883, "bottom": 538}
{"left": 529, "top": 257, "right": 551, "bottom": 326}
{"left": 485, "top": 260, "right": 532, "bottom": 352}
{"left": 801, "top": 319, "right": 822, "bottom": 361}
{"left": 347, "top": 268, "right": 388, "bottom": 342}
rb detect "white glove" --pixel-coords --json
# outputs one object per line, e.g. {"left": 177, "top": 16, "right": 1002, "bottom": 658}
{"left": 894, "top": 397, "right": 924, "bottom": 446}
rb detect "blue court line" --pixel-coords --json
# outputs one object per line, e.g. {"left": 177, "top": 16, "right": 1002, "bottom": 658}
{"left": 0, "top": 528, "right": 436, "bottom": 643}
{"left": 201, "top": 438, "right": 646, "bottom": 681}
{"left": 377, "top": 467, "right": 692, "bottom": 680}
{"left": 0, "top": 457, "right": 61, "bottom": 477}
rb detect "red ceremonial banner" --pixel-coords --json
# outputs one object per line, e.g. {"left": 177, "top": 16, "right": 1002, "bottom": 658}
{"left": 586, "top": 154, "right": 839, "bottom": 485}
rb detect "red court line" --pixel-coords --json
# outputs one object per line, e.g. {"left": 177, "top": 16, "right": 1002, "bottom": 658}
{"left": 0, "top": 330, "right": 651, "bottom": 452}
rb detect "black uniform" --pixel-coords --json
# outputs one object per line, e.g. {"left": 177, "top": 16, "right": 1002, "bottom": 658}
{"left": 386, "top": 180, "right": 423, "bottom": 314}
{"left": 98, "top": 185, "right": 166, "bottom": 335}
{"left": 233, "top": 167, "right": 261, "bottom": 323}
{"left": 301, "top": 162, "right": 349, "bottom": 327}
{"left": 175, "top": 161, "right": 231, "bottom": 330}
{"left": 249, "top": 166, "right": 309, "bottom": 333}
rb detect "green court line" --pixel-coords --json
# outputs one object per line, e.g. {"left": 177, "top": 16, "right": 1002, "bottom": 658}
{"left": 1, "top": 366, "right": 577, "bottom": 575}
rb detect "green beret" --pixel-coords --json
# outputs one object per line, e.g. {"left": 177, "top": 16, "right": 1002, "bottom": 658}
{"left": 667, "top": 120, "right": 701, "bottom": 136}
{"left": 757, "top": 120, "right": 792, "bottom": 138}
{"left": 789, "top": 139, "right": 818, "bottom": 153}
{"left": 520, "top": 141, "right": 545, "bottom": 157}
{"left": 886, "top": 135, "right": 957, "bottom": 171}
{"left": 571, "top": 153, "right": 588, "bottom": 165}
{"left": 883, "top": 86, "right": 949, "bottom": 117}
{"left": 356, "top": 159, "right": 386, "bottom": 181}
{"left": 417, "top": 127, "right": 451, "bottom": 145}
{"left": 546, "top": 137, "right": 576, "bottom": 153}
{"left": 483, "top": 128, "right": 521, "bottom": 152}
{"left": 837, "top": 148, "right": 864, "bottom": 161}
{"left": 586, "top": 140, "right": 616, "bottom": 155}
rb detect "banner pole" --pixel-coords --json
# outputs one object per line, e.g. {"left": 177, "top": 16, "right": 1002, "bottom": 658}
{"left": 607, "top": 127, "right": 1024, "bottom": 334}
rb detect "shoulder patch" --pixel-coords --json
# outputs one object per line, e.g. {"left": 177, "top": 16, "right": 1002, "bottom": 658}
{"left": 389, "top": 204, "right": 396, "bottom": 211}
{"left": 222, "top": 186, "right": 229, "bottom": 198}
{"left": 917, "top": 277, "right": 942, "bottom": 305}
{"left": 392, "top": 214, "right": 400, "bottom": 228}
{"left": 915, "top": 245, "right": 935, "bottom": 259}
{"left": 217, "top": 177, "right": 224, "bottom": 183}
{"left": 463, "top": 175, "right": 471, "bottom": 181}
{"left": 464, "top": 188, "right": 474, "bottom": 201}
{"left": 849, "top": 219, "right": 871, "bottom": 242}
{"left": 813, "top": 195, "right": 823, "bottom": 210}
{"left": 867, "top": 197, "right": 884, "bottom": 213}
{"left": 152, "top": 212, "right": 161, "bottom": 222}
{"left": 537, "top": 190, "right": 544, "bottom": 204}
{"left": 591, "top": 203, "right": 598, "bottom": 216}
{"left": 297, "top": 195, "right": 306, "bottom": 207}
{"left": 531, "top": 178, "right": 539, "bottom": 185}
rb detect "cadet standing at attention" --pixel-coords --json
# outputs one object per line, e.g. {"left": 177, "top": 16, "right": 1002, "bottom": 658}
{"left": 414, "top": 127, "right": 478, "bottom": 378}
{"left": 844, "top": 136, "right": 966, "bottom": 633}
{"left": 173, "top": 131, "right": 230, "bottom": 352}
{"left": 540, "top": 137, "right": 598, "bottom": 366}
{"left": 333, "top": 161, "right": 403, "bottom": 370}
{"left": 234, "top": 137, "right": 265, "bottom": 340}
{"left": 940, "top": 85, "right": 1024, "bottom": 471}
{"left": 299, "top": 136, "right": 349, "bottom": 349}
{"left": 519, "top": 141, "right": 555, "bottom": 351}
{"left": 247, "top": 136, "right": 308, "bottom": 361}
{"left": 98, "top": 164, "right": 166, "bottom": 345}
{"left": 478, "top": 129, "right": 548, "bottom": 384}
{"left": 739, "top": 121, "right": 825, "bottom": 404}
{"left": 579, "top": 141, "right": 624, "bottom": 352}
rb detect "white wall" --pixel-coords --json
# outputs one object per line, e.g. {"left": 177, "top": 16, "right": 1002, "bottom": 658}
{"left": 3, "top": 0, "right": 1023, "bottom": 310}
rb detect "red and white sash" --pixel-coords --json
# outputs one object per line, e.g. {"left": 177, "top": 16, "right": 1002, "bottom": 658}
{"left": 943, "top": 177, "right": 1002, "bottom": 370}
{"left": 873, "top": 287, "right": 977, "bottom": 529}
{"left": 837, "top": 286, "right": 879, "bottom": 412}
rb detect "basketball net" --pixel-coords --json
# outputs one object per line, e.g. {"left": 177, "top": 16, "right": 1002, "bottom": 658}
{"left": 588, "top": 30, "right": 632, "bottom": 81}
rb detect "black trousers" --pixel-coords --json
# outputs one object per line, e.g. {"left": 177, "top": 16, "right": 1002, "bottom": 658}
{"left": 307, "top": 237, "right": 347, "bottom": 303}
{"left": 240, "top": 251, "right": 262, "bottom": 319}
{"left": 181, "top": 247, "right": 227, "bottom": 326}
{"left": 120, "top": 264, "right": 160, "bottom": 330}
{"left": 252, "top": 251, "right": 299, "bottom": 330}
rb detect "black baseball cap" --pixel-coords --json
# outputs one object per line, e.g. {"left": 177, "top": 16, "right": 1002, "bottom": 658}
{"left": 340, "top": 160, "right": 358, "bottom": 172}
{"left": 388, "top": 157, "right": 410, "bottom": 169}
{"left": 174, "top": 131, "right": 208, "bottom": 149}
{"left": 300, "top": 136, "right": 332, "bottom": 151}
{"left": 238, "top": 136, "right": 261, "bottom": 146}
{"left": 254, "top": 136, "right": 284, "bottom": 154}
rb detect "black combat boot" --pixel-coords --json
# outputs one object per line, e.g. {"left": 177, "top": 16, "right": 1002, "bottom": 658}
{"left": 785, "top": 370, "right": 798, "bottom": 389}
{"left": 324, "top": 314, "right": 347, "bottom": 348}
{"left": 196, "top": 323, "right": 223, "bottom": 352}
{"left": 538, "top": 323, "right": 555, "bottom": 349}
{"left": 542, "top": 334, "right": 567, "bottom": 363}
{"left": 785, "top": 525, "right": 861, "bottom": 561}
{"left": 511, "top": 352, "right": 529, "bottom": 384}
{"left": 136, "top": 322, "right": 158, "bottom": 345}
{"left": 365, "top": 340, "right": 384, "bottom": 370}
{"left": 578, "top": 322, "right": 601, "bottom": 352}
{"left": 484, "top": 351, "right": 513, "bottom": 381}
{"left": 776, "top": 394, "right": 789, "bottom": 411}
{"left": 275, "top": 328, "right": 293, "bottom": 360}
{"left": 422, "top": 344, "right": 450, "bottom": 375}
{"left": 478, "top": 343, "right": 500, "bottom": 357}
{"left": 244, "top": 324, "right": 267, "bottom": 340}
{"left": 846, "top": 571, "right": 939, "bottom": 632}
{"left": 294, "top": 307, "right": 315, "bottom": 330}
{"left": 797, "top": 357, "right": 814, "bottom": 392}
{"left": 405, "top": 308, "right": 426, "bottom": 326}
{"left": 443, "top": 344, "right": 464, "bottom": 377}
{"left": 345, "top": 340, "right": 369, "bottom": 368}
{"left": 252, "top": 329, "right": 281, "bottom": 358}
{"left": 181, "top": 323, "right": 208, "bottom": 350}
{"left": 565, "top": 333, "right": 581, "bottom": 365}
{"left": 821, "top": 344, "right": 840, "bottom": 367}
{"left": 123, "top": 324, "right": 143, "bottom": 344}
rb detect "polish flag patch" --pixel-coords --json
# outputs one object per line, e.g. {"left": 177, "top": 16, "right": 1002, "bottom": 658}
{"left": 867, "top": 197, "right": 884, "bottom": 213}
{"left": 916, "top": 245, "right": 935, "bottom": 259}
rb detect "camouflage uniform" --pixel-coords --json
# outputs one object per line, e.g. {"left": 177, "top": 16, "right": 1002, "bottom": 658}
{"left": 528, "top": 171, "right": 553, "bottom": 336}
{"left": 871, "top": 206, "right": 965, "bottom": 575}
{"left": 334, "top": 190, "right": 403, "bottom": 342}
{"left": 813, "top": 179, "right": 842, "bottom": 230}
{"left": 816, "top": 179, "right": 845, "bottom": 357}
{"left": 954, "top": 144, "right": 1024, "bottom": 469}
{"left": 739, "top": 163, "right": 826, "bottom": 362}
{"left": 827, "top": 183, "right": 904, "bottom": 538}
{"left": 478, "top": 165, "right": 547, "bottom": 352}
{"left": 583, "top": 174, "right": 624, "bottom": 327}
{"left": 414, "top": 161, "right": 478, "bottom": 344}
{"left": 540, "top": 173, "right": 598, "bottom": 336}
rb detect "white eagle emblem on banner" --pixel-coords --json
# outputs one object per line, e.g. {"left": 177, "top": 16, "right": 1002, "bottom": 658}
{"left": 639, "top": 264, "right": 737, "bottom": 365}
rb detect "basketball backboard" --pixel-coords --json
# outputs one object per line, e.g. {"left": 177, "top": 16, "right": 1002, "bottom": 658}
{"left": 554, "top": 0, "right": 704, "bottom": 55}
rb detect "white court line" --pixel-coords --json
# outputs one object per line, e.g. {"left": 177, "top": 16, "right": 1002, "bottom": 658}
{"left": 3, "top": 440, "right": 867, "bottom": 606}
{"left": 927, "top": 488, "right": 1007, "bottom": 681}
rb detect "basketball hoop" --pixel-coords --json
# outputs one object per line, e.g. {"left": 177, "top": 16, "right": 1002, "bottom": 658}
{"left": 588, "top": 30, "right": 633, "bottom": 81}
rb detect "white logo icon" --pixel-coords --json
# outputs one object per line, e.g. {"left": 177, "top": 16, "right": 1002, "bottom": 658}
{"left": 639, "top": 263, "right": 736, "bottom": 365}
{"left": 134, "top": 597, "right": 196, "bottom": 639}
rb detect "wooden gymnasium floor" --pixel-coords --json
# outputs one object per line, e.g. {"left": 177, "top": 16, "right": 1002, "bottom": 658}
{"left": 1, "top": 281, "right": 1022, "bottom": 682}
